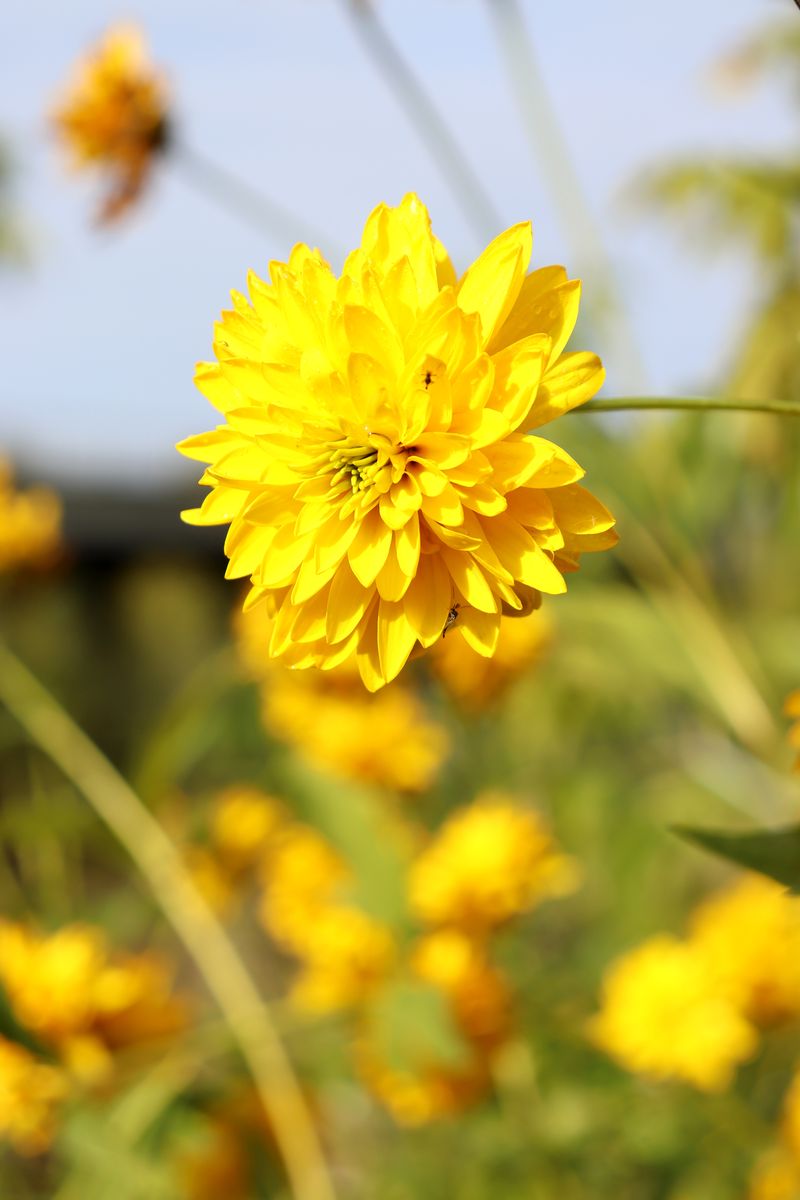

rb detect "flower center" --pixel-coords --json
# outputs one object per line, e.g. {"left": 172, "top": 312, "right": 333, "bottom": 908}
{"left": 330, "top": 444, "right": 380, "bottom": 494}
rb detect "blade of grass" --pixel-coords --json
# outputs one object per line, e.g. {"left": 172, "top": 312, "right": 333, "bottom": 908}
{"left": 0, "top": 639, "right": 336, "bottom": 1200}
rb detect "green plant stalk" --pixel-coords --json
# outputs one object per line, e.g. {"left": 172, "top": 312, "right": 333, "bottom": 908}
{"left": 580, "top": 394, "right": 800, "bottom": 417}
{"left": 485, "top": 0, "right": 647, "bottom": 392}
{"left": 173, "top": 141, "right": 342, "bottom": 258}
{"left": 340, "top": 0, "right": 501, "bottom": 241}
{"left": 0, "top": 640, "right": 336, "bottom": 1200}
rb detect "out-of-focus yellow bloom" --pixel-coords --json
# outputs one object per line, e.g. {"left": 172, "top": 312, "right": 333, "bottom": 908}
{"left": 0, "top": 922, "right": 188, "bottom": 1081}
{"left": 235, "top": 601, "right": 449, "bottom": 792}
{"left": 785, "top": 691, "right": 800, "bottom": 772}
{"left": 358, "top": 933, "right": 512, "bottom": 1124}
{"left": 688, "top": 874, "right": 800, "bottom": 1027}
{"left": 179, "top": 192, "right": 616, "bottom": 691}
{"left": 185, "top": 845, "right": 239, "bottom": 916}
{"left": 264, "top": 666, "right": 449, "bottom": 792}
{"left": 430, "top": 610, "right": 551, "bottom": 710}
{"left": 589, "top": 934, "right": 758, "bottom": 1091}
{"left": 52, "top": 25, "right": 168, "bottom": 223}
{"left": 258, "top": 823, "right": 394, "bottom": 1012}
{"left": 747, "top": 1149, "right": 800, "bottom": 1200}
{"left": 409, "top": 792, "right": 578, "bottom": 934}
{"left": 0, "top": 1037, "right": 68, "bottom": 1156}
{"left": 258, "top": 825, "right": 349, "bottom": 951}
{"left": 411, "top": 930, "right": 512, "bottom": 1049}
{"left": 0, "top": 460, "right": 62, "bottom": 573}
{"left": 289, "top": 905, "right": 396, "bottom": 1013}
{"left": 356, "top": 1042, "right": 490, "bottom": 1126}
{"left": 210, "top": 784, "right": 283, "bottom": 875}
{"left": 780, "top": 1066, "right": 800, "bottom": 1162}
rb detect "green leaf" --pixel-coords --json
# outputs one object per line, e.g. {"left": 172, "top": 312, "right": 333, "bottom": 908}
{"left": 363, "top": 978, "right": 472, "bottom": 1076}
{"left": 673, "top": 823, "right": 800, "bottom": 892}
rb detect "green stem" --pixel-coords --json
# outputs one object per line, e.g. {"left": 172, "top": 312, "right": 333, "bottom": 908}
{"left": 485, "top": 0, "right": 647, "bottom": 392}
{"left": 340, "top": 0, "right": 502, "bottom": 242}
{"left": 0, "top": 640, "right": 336, "bottom": 1200}
{"left": 173, "top": 141, "right": 342, "bottom": 258}
{"left": 578, "top": 395, "right": 800, "bottom": 417}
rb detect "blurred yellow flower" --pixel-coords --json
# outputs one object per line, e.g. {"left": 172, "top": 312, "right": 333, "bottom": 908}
{"left": 780, "top": 1065, "right": 800, "bottom": 1163}
{"left": 785, "top": 690, "right": 800, "bottom": 772}
{"left": 52, "top": 24, "right": 168, "bottom": 223}
{"left": 179, "top": 192, "right": 616, "bottom": 690}
{"left": 430, "top": 610, "right": 551, "bottom": 709}
{"left": 258, "top": 825, "right": 349, "bottom": 951}
{"left": 0, "top": 459, "right": 62, "bottom": 573}
{"left": 409, "top": 792, "right": 578, "bottom": 933}
{"left": 748, "top": 1149, "right": 800, "bottom": 1200}
{"left": 184, "top": 845, "right": 239, "bottom": 916}
{"left": 688, "top": 874, "right": 800, "bottom": 1027}
{"left": 0, "top": 1038, "right": 68, "bottom": 1156}
{"left": 411, "top": 930, "right": 512, "bottom": 1049}
{"left": 355, "top": 1044, "right": 490, "bottom": 1127}
{"left": 289, "top": 905, "right": 396, "bottom": 1013}
{"left": 236, "top": 597, "right": 450, "bottom": 791}
{"left": 0, "top": 923, "right": 188, "bottom": 1081}
{"left": 210, "top": 784, "right": 283, "bottom": 875}
{"left": 589, "top": 934, "right": 758, "bottom": 1091}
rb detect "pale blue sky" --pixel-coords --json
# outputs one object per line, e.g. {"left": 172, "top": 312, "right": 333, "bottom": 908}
{"left": 1, "top": 0, "right": 795, "bottom": 484}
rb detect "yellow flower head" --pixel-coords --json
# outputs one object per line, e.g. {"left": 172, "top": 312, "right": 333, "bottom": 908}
{"left": 258, "top": 825, "right": 349, "bottom": 951}
{"left": 288, "top": 905, "right": 396, "bottom": 1014}
{"left": 0, "top": 1038, "right": 68, "bottom": 1156}
{"left": 688, "top": 874, "right": 800, "bottom": 1027}
{"left": 785, "top": 690, "right": 800, "bottom": 772}
{"left": 236, "top": 599, "right": 450, "bottom": 791}
{"left": 52, "top": 25, "right": 168, "bottom": 223}
{"left": 781, "top": 1065, "right": 800, "bottom": 1163}
{"left": 179, "top": 194, "right": 616, "bottom": 691}
{"left": 0, "top": 922, "right": 188, "bottom": 1079}
{"left": 408, "top": 791, "right": 578, "bottom": 933}
{"left": 589, "top": 934, "right": 758, "bottom": 1092}
{"left": 747, "top": 1149, "right": 800, "bottom": 1200}
{"left": 210, "top": 784, "right": 283, "bottom": 875}
{"left": 430, "top": 609, "right": 552, "bottom": 709}
{"left": 411, "top": 931, "right": 512, "bottom": 1048}
{"left": 0, "top": 459, "right": 62, "bottom": 573}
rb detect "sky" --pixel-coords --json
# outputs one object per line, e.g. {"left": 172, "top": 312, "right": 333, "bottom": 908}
{"left": 1, "top": 0, "right": 796, "bottom": 486}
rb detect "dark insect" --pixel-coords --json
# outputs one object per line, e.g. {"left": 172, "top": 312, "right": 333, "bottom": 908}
{"left": 423, "top": 369, "right": 434, "bottom": 389}
{"left": 442, "top": 604, "right": 460, "bottom": 638}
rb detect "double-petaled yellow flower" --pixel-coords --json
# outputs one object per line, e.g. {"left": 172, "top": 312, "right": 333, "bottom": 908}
{"left": 52, "top": 25, "right": 168, "bottom": 223}
{"left": 179, "top": 194, "right": 616, "bottom": 690}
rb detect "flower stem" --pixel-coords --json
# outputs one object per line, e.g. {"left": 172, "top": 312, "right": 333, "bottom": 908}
{"left": 0, "top": 640, "right": 336, "bottom": 1200}
{"left": 173, "top": 140, "right": 342, "bottom": 257}
{"left": 485, "top": 0, "right": 647, "bottom": 392}
{"left": 578, "top": 395, "right": 800, "bottom": 417}
{"left": 339, "top": 0, "right": 502, "bottom": 242}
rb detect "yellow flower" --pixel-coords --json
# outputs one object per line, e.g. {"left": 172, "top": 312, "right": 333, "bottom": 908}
{"left": 288, "top": 905, "right": 396, "bottom": 1013}
{"left": 210, "top": 784, "right": 283, "bottom": 875}
{"left": 785, "top": 691, "right": 800, "bottom": 772}
{"left": 258, "top": 825, "right": 349, "bottom": 951}
{"left": 589, "top": 934, "right": 758, "bottom": 1091}
{"left": 430, "top": 609, "right": 552, "bottom": 709}
{"left": 179, "top": 193, "right": 616, "bottom": 691}
{"left": 0, "top": 923, "right": 188, "bottom": 1081}
{"left": 780, "top": 1065, "right": 800, "bottom": 1163}
{"left": 411, "top": 931, "right": 512, "bottom": 1049}
{"left": 236, "top": 600, "right": 450, "bottom": 791}
{"left": 688, "top": 874, "right": 800, "bottom": 1027}
{"left": 408, "top": 792, "right": 578, "bottom": 933}
{"left": 52, "top": 25, "right": 168, "bottom": 223}
{"left": 355, "top": 1044, "right": 489, "bottom": 1126}
{"left": 0, "top": 1038, "right": 68, "bottom": 1156}
{"left": 0, "top": 459, "right": 62, "bottom": 573}
{"left": 748, "top": 1150, "right": 800, "bottom": 1200}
